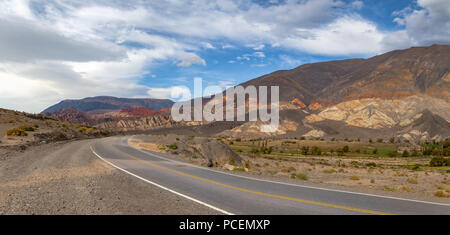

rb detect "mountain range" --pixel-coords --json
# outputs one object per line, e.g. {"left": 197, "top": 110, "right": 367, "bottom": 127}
{"left": 42, "top": 45, "right": 450, "bottom": 141}
{"left": 43, "top": 96, "right": 174, "bottom": 114}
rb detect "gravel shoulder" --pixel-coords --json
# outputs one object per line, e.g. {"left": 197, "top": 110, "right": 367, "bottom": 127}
{"left": 0, "top": 139, "right": 219, "bottom": 215}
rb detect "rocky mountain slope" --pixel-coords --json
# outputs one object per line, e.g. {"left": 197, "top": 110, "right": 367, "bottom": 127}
{"left": 43, "top": 96, "right": 175, "bottom": 130}
{"left": 218, "top": 45, "right": 450, "bottom": 140}
{"left": 241, "top": 44, "right": 449, "bottom": 107}
{"left": 41, "top": 45, "right": 450, "bottom": 141}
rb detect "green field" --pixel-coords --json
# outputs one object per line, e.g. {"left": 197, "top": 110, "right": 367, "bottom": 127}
{"left": 228, "top": 138, "right": 400, "bottom": 158}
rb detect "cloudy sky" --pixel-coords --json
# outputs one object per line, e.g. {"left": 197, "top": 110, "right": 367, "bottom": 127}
{"left": 0, "top": 0, "right": 449, "bottom": 113}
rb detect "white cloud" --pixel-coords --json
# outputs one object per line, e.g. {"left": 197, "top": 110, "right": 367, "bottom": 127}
{"left": 147, "top": 87, "right": 192, "bottom": 101}
{"left": 222, "top": 43, "right": 236, "bottom": 49}
{"left": 0, "top": 61, "right": 150, "bottom": 112}
{"left": 351, "top": 1, "right": 364, "bottom": 10}
{"left": 236, "top": 51, "right": 265, "bottom": 63}
{"left": 279, "top": 55, "right": 302, "bottom": 68}
{"left": 253, "top": 52, "right": 266, "bottom": 58}
{"left": 201, "top": 42, "right": 216, "bottom": 49}
{"left": 237, "top": 54, "right": 251, "bottom": 61}
{"left": 383, "top": 0, "right": 450, "bottom": 50}
{"left": 175, "top": 52, "right": 207, "bottom": 67}
{"left": 283, "top": 16, "right": 384, "bottom": 55}
{"left": 253, "top": 44, "right": 265, "bottom": 50}
{"left": 0, "top": 0, "right": 34, "bottom": 20}
{"left": 0, "top": 18, "right": 125, "bottom": 62}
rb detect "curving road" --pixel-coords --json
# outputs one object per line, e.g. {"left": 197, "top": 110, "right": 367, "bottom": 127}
{"left": 91, "top": 136, "right": 450, "bottom": 215}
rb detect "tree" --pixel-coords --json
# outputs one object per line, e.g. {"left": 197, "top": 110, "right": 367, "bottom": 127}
{"left": 388, "top": 150, "right": 398, "bottom": 157}
{"left": 430, "top": 156, "right": 450, "bottom": 167}
{"left": 389, "top": 137, "right": 395, "bottom": 143}
{"left": 343, "top": 145, "right": 349, "bottom": 153}
{"left": 402, "top": 150, "right": 410, "bottom": 157}
{"left": 301, "top": 146, "right": 309, "bottom": 155}
{"left": 311, "top": 146, "right": 322, "bottom": 155}
{"left": 443, "top": 147, "right": 450, "bottom": 156}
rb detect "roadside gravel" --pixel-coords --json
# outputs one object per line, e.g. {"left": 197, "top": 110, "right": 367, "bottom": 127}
{"left": 0, "top": 140, "right": 219, "bottom": 215}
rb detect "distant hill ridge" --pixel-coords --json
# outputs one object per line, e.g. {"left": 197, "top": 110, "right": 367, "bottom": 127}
{"left": 42, "top": 96, "right": 174, "bottom": 114}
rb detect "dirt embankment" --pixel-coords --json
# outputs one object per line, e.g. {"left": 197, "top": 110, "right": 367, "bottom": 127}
{"left": 0, "top": 139, "right": 218, "bottom": 215}
{"left": 129, "top": 134, "right": 243, "bottom": 168}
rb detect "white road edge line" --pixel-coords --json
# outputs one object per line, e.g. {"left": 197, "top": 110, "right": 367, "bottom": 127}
{"left": 127, "top": 137, "right": 450, "bottom": 207}
{"left": 90, "top": 145, "right": 234, "bottom": 215}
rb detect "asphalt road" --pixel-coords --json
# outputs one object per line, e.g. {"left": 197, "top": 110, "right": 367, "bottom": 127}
{"left": 91, "top": 136, "right": 450, "bottom": 215}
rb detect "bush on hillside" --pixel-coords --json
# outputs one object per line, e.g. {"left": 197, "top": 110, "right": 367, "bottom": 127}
{"left": 5, "top": 128, "right": 28, "bottom": 136}
{"left": 429, "top": 156, "right": 450, "bottom": 167}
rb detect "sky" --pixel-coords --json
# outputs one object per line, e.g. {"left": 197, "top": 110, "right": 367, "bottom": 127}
{"left": 0, "top": 0, "right": 449, "bottom": 113}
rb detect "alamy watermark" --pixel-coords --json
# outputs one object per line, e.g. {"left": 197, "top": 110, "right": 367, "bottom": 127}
{"left": 170, "top": 78, "right": 279, "bottom": 132}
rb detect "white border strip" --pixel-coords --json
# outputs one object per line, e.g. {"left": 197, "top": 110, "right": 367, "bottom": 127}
{"left": 90, "top": 146, "right": 234, "bottom": 215}
{"left": 130, "top": 140, "right": 450, "bottom": 207}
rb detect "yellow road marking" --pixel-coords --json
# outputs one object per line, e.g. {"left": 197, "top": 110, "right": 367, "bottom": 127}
{"left": 113, "top": 146, "right": 393, "bottom": 215}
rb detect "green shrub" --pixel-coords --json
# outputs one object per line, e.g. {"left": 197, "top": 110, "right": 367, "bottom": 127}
{"left": 384, "top": 186, "right": 396, "bottom": 192}
{"left": 429, "top": 156, "right": 450, "bottom": 167}
{"left": 402, "top": 150, "right": 410, "bottom": 157}
{"left": 311, "top": 146, "right": 321, "bottom": 155}
{"left": 343, "top": 145, "right": 349, "bottom": 153}
{"left": 301, "top": 146, "right": 309, "bottom": 155}
{"left": 412, "top": 165, "right": 421, "bottom": 171}
{"left": 443, "top": 147, "right": 450, "bottom": 156}
{"left": 407, "top": 178, "right": 418, "bottom": 184}
{"left": 6, "top": 128, "right": 28, "bottom": 136}
{"left": 366, "top": 162, "right": 377, "bottom": 167}
{"left": 287, "top": 166, "right": 296, "bottom": 172}
{"left": 350, "top": 176, "right": 360, "bottom": 181}
{"left": 18, "top": 125, "right": 37, "bottom": 131}
{"left": 292, "top": 173, "right": 308, "bottom": 180}
{"left": 166, "top": 144, "right": 178, "bottom": 150}
{"left": 323, "top": 169, "right": 336, "bottom": 174}
{"left": 100, "top": 130, "right": 110, "bottom": 136}
{"left": 434, "top": 190, "right": 450, "bottom": 198}
{"left": 388, "top": 150, "right": 398, "bottom": 157}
